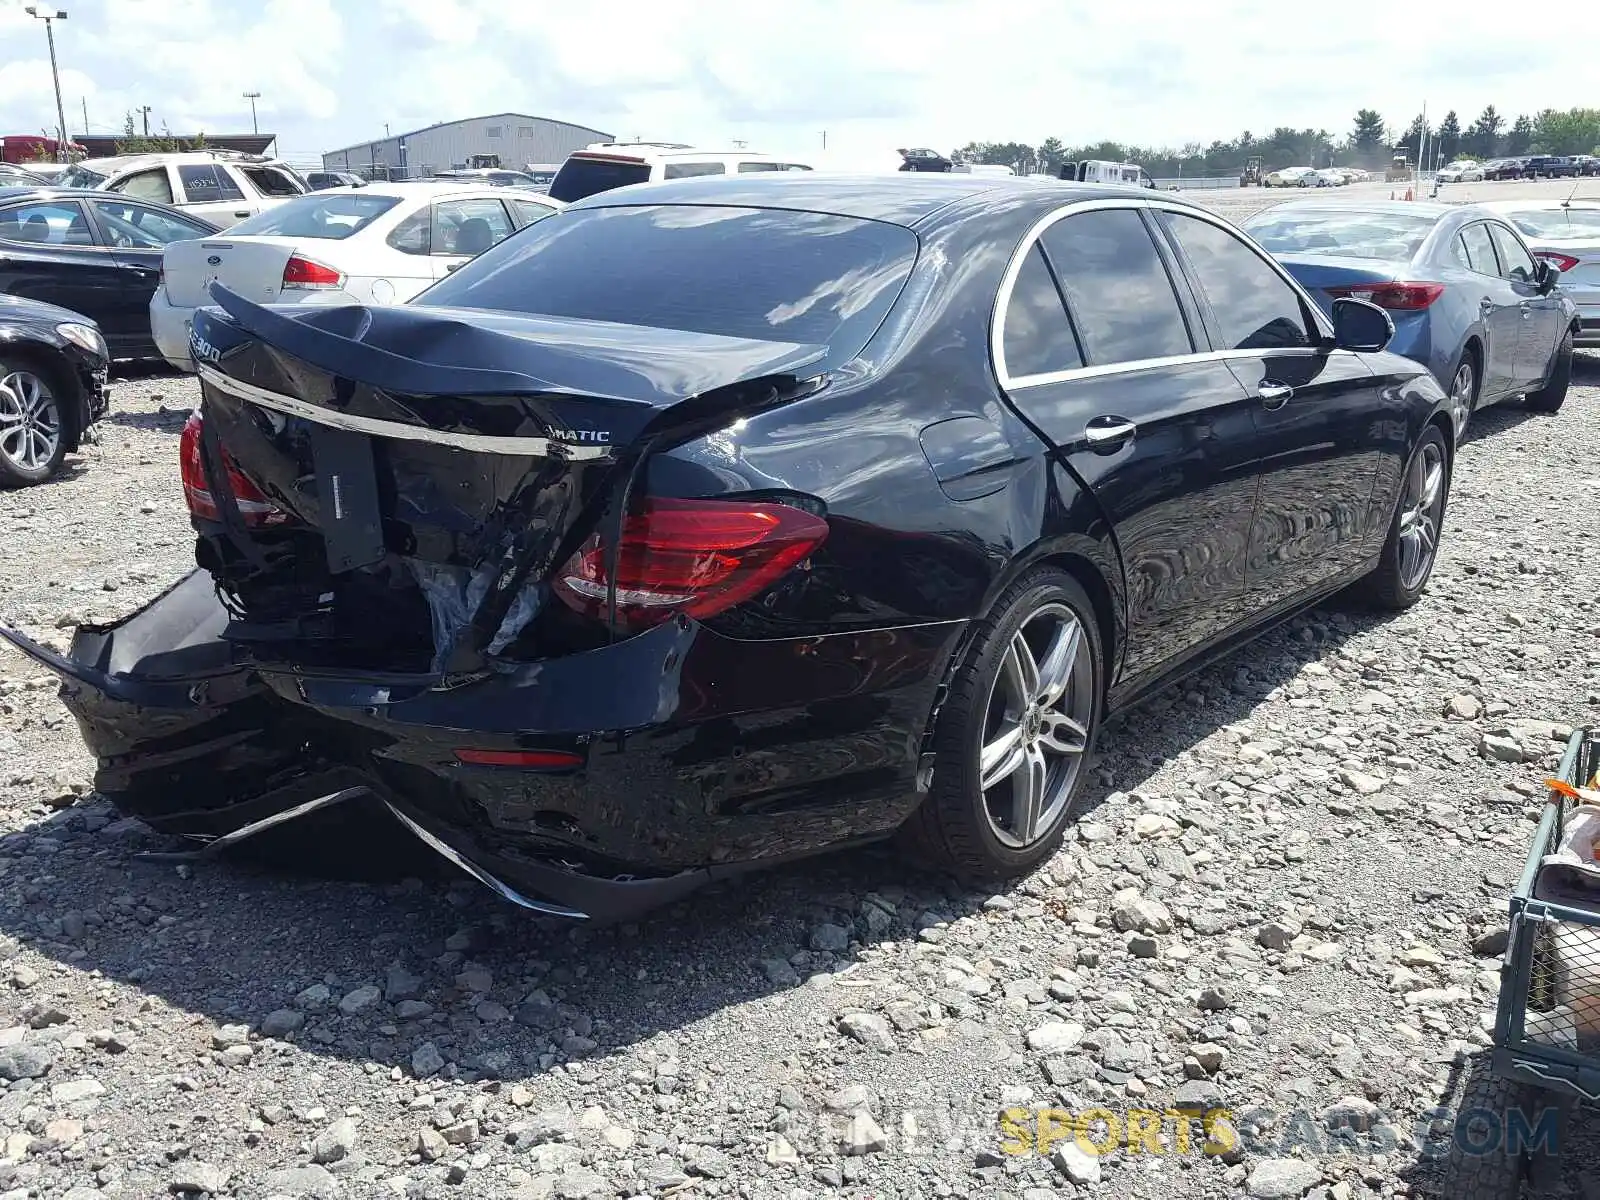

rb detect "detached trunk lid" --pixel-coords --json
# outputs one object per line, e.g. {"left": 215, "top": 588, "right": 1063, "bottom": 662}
{"left": 164, "top": 236, "right": 304, "bottom": 308}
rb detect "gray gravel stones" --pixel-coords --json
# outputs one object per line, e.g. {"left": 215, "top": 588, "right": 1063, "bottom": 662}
{"left": 0, "top": 345, "right": 1596, "bottom": 1196}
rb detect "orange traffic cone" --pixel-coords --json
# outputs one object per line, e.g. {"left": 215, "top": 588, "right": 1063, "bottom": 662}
{"left": 1404, "top": 187, "right": 1414, "bottom": 201}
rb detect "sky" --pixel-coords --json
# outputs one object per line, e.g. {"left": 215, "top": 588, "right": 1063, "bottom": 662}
{"left": 1, "top": 0, "right": 1594, "bottom": 167}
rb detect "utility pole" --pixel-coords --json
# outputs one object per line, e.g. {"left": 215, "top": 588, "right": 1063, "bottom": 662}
{"left": 243, "top": 92, "right": 261, "bottom": 135}
{"left": 24, "top": 7, "right": 70, "bottom": 161}
{"left": 821, "top": 130, "right": 827, "bottom": 150}
{"left": 138, "top": 105, "right": 152, "bottom": 137}
{"left": 80, "top": 96, "right": 88, "bottom": 136}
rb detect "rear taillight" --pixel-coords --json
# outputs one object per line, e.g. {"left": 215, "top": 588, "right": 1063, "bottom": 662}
{"left": 552, "top": 497, "right": 829, "bottom": 630}
{"left": 1535, "top": 252, "right": 1580, "bottom": 273}
{"left": 281, "top": 254, "right": 344, "bottom": 289}
{"left": 179, "top": 412, "right": 288, "bottom": 527}
{"left": 454, "top": 748, "right": 583, "bottom": 770}
{"left": 1325, "top": 282, "right": 1445, "bottom": 311}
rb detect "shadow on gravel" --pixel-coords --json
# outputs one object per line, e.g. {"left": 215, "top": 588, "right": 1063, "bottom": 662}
{"left": 101, "top": 407, "right": 191, "bottom": 434}
{"left": 0, "top": 598, "right": 1386, "bottom": 1083}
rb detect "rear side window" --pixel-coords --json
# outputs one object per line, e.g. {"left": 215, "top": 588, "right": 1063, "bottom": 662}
{"left": 737, "top": 161, "right": 813, "bottom": 173}
{"left": 112, "top": 167, "right": 174, "bottom": 205}
{"left": 663, "top": 161, "right": 726, "bottom": 179}
{"left": 178, "top": 165, "right": 244, "bottom": 203}
{"left": 1002, "top": 245, "right": 1083, "bottom": 378}
{"left": 547, "top": 158, "right": 651, "bottom": 202}
{"left": 240, "top": 167, "right": 304, "bottom": 197}
{"left": 1041, "top": 209, "right": 1192, "bottom": 365}
{"left": 1459, "top": 223, "right": 1498, "bottom": 275}
{"left": 1488, "top": 224, "right": 1536, "bottom": 283}
{"left": 1158, "top": 212, "right": 1311, "bottom": 351}
{"left": 417, "top": 204, "right": 918, "bottom": 366}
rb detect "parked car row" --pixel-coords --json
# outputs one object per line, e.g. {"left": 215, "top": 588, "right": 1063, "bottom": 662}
{"left": 1483, "top": 155, "right": 1600, "bottom": 180}
{"left": 1261, "top": 166, "right": 1369, "bottom": 188}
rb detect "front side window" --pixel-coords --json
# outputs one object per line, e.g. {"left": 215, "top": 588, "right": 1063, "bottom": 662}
{"left": 663, "top": 161, "right": 726, "bottom": 179}
{"left": 178, "top": 165, "right": 244, "bottom": 203}
{"left": 1040, "top": 209, "right": 1192, "bottom": 365}
{"left": 432, "top": 198, "right": 514, "bottom": 256}
{"left": 1488, "top": 223, "right": 1536, "bottom": 283}
{"left": 737, "top": 161, "right": 813, "bottom": 173}
{"left": 1459, "top": 223, "right": 1499, "bottom": 276}
{"left": 0, "top": 200, "right": 95, "bottom": 246}
{"left": 112, "top": 167, "right": 174, "bottom": 205}
{"left": 417, "top": 204, "right": 918, "bottom": 367}
{"left": 240, "top": 166, "right": 304, "bottom": 197}
{"left": 1002, "top": 244, "right": 1083, "bottom": 378}
{"left": 1159, "top": 212, "right": 1311, "bottom": 351}
{"left": 90, "top": 199, "right": 212, "bottom": 247}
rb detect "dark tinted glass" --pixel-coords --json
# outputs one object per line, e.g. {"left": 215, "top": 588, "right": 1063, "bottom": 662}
{"left": 663, "top": 161, "right": 726, "bottom": 179}
{"left": 548, "top": 159, "right": 651, "bottom": 202}
{"left": 1489, "top": 224, "right": 1536, "bottom": 283}
{"left": 178, "top": 165, "right": 244, "bottom": 202}
{"left": 1041, "top": 209, "right": 1191, "bottom": 365}
{"left": 1459, "top": 223, "right": 1498, "bottom": 275}
{"left": 1159, "top": 212, "right": 1310, "bottom": 350}
{"left": 1003, "top": 245, "right": 1082, "bottom": 377}
{"left": 417, "top": 205, "right": 918, "bottom": 363}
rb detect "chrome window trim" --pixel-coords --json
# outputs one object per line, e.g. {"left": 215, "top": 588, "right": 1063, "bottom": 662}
{"left": 196, "top": 364, "right": 612, "bottom": 461}
{"left": 992, "top": 196, "right": 1336, "bottom": 391}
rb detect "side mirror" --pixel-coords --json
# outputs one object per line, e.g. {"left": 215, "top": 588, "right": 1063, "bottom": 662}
{"left": 1330, "top": 296, "right": 1394, "bottom": 353}
{"left": 1536, "top": 259, "right": 1561, "bottom": 294}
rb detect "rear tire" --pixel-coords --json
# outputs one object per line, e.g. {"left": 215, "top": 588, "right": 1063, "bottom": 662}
{"left": 1524, "top": 329, "right": 1573, "bottom": 414}
{"left": 1446, "top": 348, "right": 1480, "bottom": 446}
{"left": 1353, "top": 425, "right": 1450, "bottom": 610}
{"left": 906, "top": 569, "right": 1104, "bottom": 882}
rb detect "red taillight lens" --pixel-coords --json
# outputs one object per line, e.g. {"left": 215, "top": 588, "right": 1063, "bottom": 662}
{"left": 454, "top": 748, "right": 583, "bottom": 769}
{"left": 1325, "top": 282, "right": 1445, "bottom": 311}
{"left": 281, "top": 254, "right": 343, "bottom": 289}
{"left": 552, "top": 497, "right": 829, "bottom": 630}
{"left": 1535, "top": 252, "right": 1580, "bottom": 273}
{"left": 179, "top": 412, "right": 288, "bottom": 527}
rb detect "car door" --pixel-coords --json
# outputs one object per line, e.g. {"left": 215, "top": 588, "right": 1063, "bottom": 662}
{"left": 1489, "top": 221, "right": 1564, "bottom": 386}
{"left": 995, "top": 203, "right": 1264, "bottom": 688}
{"left": 428, "top": 197, "right": 517, "bottom": 279}
{"left": 1454, "top": 221, "right": 1521, "bottom": 400}
{"left": 0, "top": 196, "right": 137, "bottom": 349}
{"left": 1154, "top": 208, "right": 1388, "bottom": 608}
{"left": 87, "top": 197, "right": 217, "bottom": 353}
{"left": 174, "top": 164, "right": 254, "bottom": 227}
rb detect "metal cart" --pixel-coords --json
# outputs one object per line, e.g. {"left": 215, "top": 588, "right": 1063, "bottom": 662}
{"left": 1454, "top": 728, "right": 1600, "bottom": 1197}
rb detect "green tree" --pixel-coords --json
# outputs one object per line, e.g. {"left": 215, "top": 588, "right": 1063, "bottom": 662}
{"left": 1464, "top": 105, "right": 1503, "bottom": 158}
{"left": 1435, "top": 111, "right": 1460, "bottom": 162}
{"left": 1533, "top": 107, "right": 1600, "bottom": 155}
{"left": 1506, "top": 114, "right": 1535, "bottom": 154}
{"left": 1352, "top": 108, "right": 1387, "bottom": 166}
{"left": 1036, "top": 136, "right": 1065, "bottom": 173}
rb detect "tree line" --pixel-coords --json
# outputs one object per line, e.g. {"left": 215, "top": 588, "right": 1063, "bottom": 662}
{"left": 957, "top": 106, "right": 1600, "bottom": 179}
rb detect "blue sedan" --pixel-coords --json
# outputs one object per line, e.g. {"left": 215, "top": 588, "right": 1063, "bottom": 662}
{"left": 1242, "top": 200, "right": 1579, "bottom": 443}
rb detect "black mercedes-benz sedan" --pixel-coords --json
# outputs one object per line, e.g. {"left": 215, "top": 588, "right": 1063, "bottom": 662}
{"left": 0, "top": 175, "right": 1454, "bottom": 921}
{"left": 0, "top": 291, "right": 111, "bottom": 485}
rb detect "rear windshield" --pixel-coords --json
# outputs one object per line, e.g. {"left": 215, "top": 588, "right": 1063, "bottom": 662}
{"left": 228, "top": 193, "right": 402, "bottom": 239}
{"left": 1505, "top": 208, "right": 1600, "bottom": 239}
{"left": 547, "top": 158, "right": 651, "bottom": 202}
{"left": 415, "top": 204, "right": 918, "bottom": 361}
{"left": 1244, "top": 209, "right": 1439, "bottom": 260}
{"left": 59, "top": 164, "right": 107, "bottom": 188}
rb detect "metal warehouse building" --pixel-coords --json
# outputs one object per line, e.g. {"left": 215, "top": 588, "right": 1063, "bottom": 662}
{"left": 321, "top": 112, "right": 613, "bottom": 179}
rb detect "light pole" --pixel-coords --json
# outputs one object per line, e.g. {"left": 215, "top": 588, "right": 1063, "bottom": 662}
{"left": 24, "top": 7, "right": 70, "bottom": 162}
{"left": 243, "top": 92, "right": 261, "bottom": 135}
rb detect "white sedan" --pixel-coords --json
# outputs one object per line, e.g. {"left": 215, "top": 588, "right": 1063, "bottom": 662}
{"left": 1263, "top": 166, "right": 1318, "bottom": 188}
{"left": 151, "top": 181, "right": 562, "bottom": 372}
{"left": 1436, "top": 160, "right": 1485, "bottom": 184}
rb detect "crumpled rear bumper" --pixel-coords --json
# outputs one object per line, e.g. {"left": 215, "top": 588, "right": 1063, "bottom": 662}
{"left": 0, "top": 570, "right": 959, "bottom": 923}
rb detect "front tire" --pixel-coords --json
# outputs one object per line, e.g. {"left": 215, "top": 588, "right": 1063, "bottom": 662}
{"left": 1353, "top": 425, "right": 1450, "bottom": 610}
{"left": 1524, "top": 328, "right": 1573, "bottom": 414}
{"left": 0, "top": 357, "right": 68, "bottom": 488}
{"left": 908, "top": 570, "right": 1104, "bottom": 881}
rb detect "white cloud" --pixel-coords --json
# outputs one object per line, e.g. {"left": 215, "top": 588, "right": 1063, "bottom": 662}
{"left": 0, "top": 0, "right": 1595, "bottom": 166}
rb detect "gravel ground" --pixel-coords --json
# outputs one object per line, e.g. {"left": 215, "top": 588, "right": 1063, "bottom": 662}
{"left": 1, "top": 245, "right": 1599, "bottom": 1198}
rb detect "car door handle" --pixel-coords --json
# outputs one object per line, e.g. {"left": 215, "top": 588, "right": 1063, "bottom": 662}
{"left": 1083, "top": 416, "right": 1136, "bottom": 449}
{"left": 1258, "top": 383, "right": 1294, "bottom": 409}
{"left": 234, "top": 211, "right": 250, "bottom": 219}
{"left": 446, "top": 262, "right": 464, "bottom": 273}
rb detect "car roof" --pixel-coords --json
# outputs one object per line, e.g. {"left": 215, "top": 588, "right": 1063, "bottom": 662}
{"left": 320, "top": 180, "right": 555, "bottom": 200}
{"left": 565, "top": 172, "right": 1169, "bottom": 228}
{"left": 1251, "top": 198, "right": 1457, "bottom": 219}
{"left": 1477, "top": 198, "right": 1600, "bottom": 213}
{"left": 76, "top": 152, "right": 294, "bottom": 174}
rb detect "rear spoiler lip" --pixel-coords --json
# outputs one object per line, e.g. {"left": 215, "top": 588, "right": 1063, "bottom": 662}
{"left": 196, "top": 363, "right": 612, "bottom": 461}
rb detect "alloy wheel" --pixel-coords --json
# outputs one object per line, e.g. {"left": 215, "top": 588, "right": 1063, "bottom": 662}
{"left": 1448, "top": 359, "right": 1474, "bottom": 444}
{"left": 0, "top": 370, "right": 62, "bottom": 476}
{"left": 1396, "top": 439, "right": 1446, "bottom": 591}
{"left": 978, "top": 602, "right": 1094, "bottom": 849}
